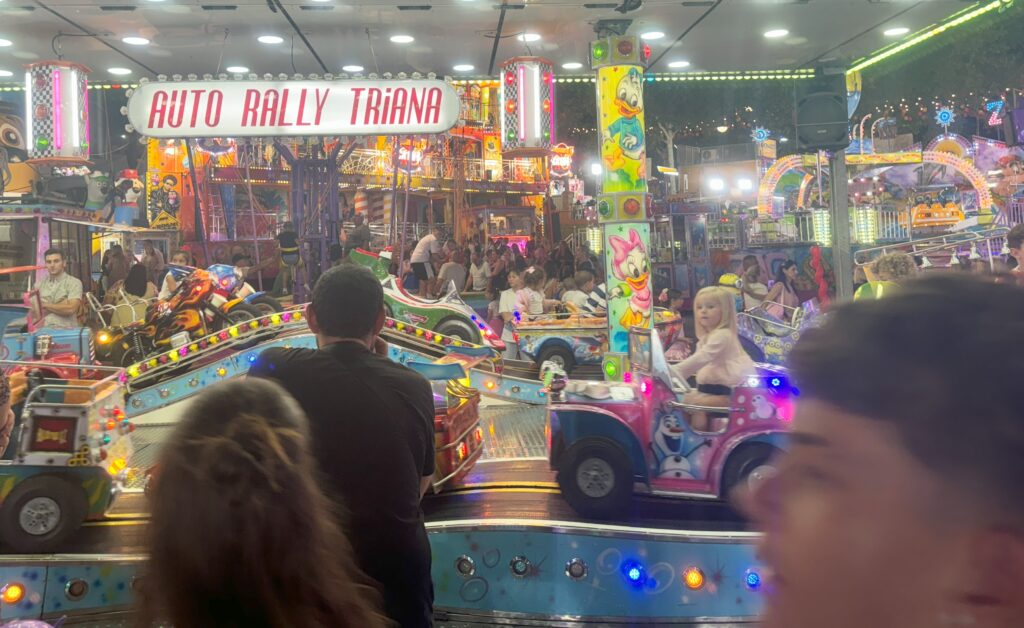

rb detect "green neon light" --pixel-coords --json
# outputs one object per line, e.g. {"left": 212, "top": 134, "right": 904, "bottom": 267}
{"left": 848, "top": 0, "right": 1006, "bottom": 75}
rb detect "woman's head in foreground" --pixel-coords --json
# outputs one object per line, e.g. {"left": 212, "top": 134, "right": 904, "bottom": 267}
{"left": 740, "top": 274, "right": 1024, "bottom": 628}
{"left": 141, "top": 378, "right": 386, "bottom": 628}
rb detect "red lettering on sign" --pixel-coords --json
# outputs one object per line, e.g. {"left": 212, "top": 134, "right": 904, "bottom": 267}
{"left": 349, "top": 87, "right": 364, "bottom": 125}
{"left": 425, "top": 87, "right": 442, "bottom": 125}
{"left": 260, "top": 90, "right": 279, "bottom": 126}
{"left": 278, "top": 89, "right": 293, "bottom": 127}
{"left": 166, "top": 90, "right": 186, "bottom": 128}
{"left": 206, "top": 90, "right": 223, "bottom": 126}
{"left": 390, "top": 88, "right": 408, "bottom": 125}
{"left": 295, "top": 90, "right": 310, "bottom": 126}
{"left": 242, "top": 89, "right": 259, "bottom": 127}
{"left": 409, "top": 88, "right": 424, "bottom": 124}
{"left": 188, "top": 89, "right": 204, "bottom": 128}
{"left": 381, "top": 88, "right": 393, "bottom": 122}
{"left": 364, "top": 88, "right": 381, "bottom": 126}
{"left": 148, "top": 91, "right": 168, "bottom": 128}
{"left": 314, "top": 89, "right": 329, "bottom": 125}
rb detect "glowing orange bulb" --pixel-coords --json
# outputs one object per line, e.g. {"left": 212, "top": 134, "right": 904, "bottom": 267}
{"left": 485, "top": 380, "right": 496, "bottom": 390}
{"left": 1, "top": 583, "right": 25, "bottom": 605}
{"left": 105, "top": 420, "right": 117, "bottom": 431}
{"left": 683, "top": 567, "right": 704, "bottom": 590}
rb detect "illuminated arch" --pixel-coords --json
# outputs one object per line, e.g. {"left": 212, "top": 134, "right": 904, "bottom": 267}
{"left": 756, "top": 154, "right": 805, "bottom": 214}
{"left": 757, "top": 151, "right": 993, "bottom": 214}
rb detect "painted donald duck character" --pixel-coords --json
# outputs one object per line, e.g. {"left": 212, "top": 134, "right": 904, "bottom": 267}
{"left": 602, "top": 67, "right": 645, "bottom": 190}
{"left": 608, "top": 228, "right": 652, "bottom": 329}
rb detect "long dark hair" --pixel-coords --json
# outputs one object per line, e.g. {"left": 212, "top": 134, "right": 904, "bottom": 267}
{"left": 775, "top": 259, "right": 798, "bottom": 292}
{"left": 138, "top": 379, "right": 387, "bottom": 628}
{"left": 123, "top": 264, "right": 149, "bottom": 298}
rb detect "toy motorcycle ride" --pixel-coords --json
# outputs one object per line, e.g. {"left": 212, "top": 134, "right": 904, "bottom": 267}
{"left": 96, "top": 267, "right": 262, "bottom": 366}
{"left": 170, "top": 264, "right": 283, "bottom": 318}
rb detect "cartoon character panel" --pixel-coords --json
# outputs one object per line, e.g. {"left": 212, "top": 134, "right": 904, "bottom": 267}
{"left": 604, "top": 223, "right": 652, "bottom": 354}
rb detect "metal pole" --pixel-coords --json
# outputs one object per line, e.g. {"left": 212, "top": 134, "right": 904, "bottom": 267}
{"left": 241, "top": 141, "right": 262, "bottom": 291}
{"left": 397, "top": 142, "right": 413, "bottom": 269}
{"left": 183, "top": 139, "right": 210, "bottom": 265}
{"left": 388, "top": 136, "right": 401, "bottom": 246}
{"left": 829, "top": 150, "right": 853, "bottom": 300}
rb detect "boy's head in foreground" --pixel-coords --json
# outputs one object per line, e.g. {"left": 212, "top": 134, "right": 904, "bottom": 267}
{"left": 742, "top": 274, "right": 1024, "bottom": 628}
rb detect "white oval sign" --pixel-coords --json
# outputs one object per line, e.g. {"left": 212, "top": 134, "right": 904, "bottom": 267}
{"left": 126, "top": 79, "right": 461, "bottom": 138}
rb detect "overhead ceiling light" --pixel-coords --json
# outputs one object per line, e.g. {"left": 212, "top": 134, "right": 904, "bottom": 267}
{"left": 883, "top": 27, "right": 910, "bottom": 37}
{"left": 716, "top": 125, "right": 729, "bottom": 133}
{"left": 226, "top": 65, "right": 249, "bottom": 73}
{"left": 453, "top": 64, "right": 474, "bottom": 72}
{"left": 122, "top": 36, "right": 150, "bottom": 45}
{"left": 517, "top": 33, "right": 541, "bottom": 42}
{"left": 763, "top": 29, "right": 789, "bottom": 39}
{"left": 640, "top": 31, "right": 665, "bottom": 41}
{"left": 0, "top": 70, "right": 12, "bottom": 78}
{"left": 342, "top": 64, "right": 364, "bottom": 72}
{"left": 390, "top": 35, "right": 415, "bottom": 43}
{"left": 0, "top": 39, "right": 11, "bottom": 47}
{"left": 562, "top": 62, "right": 583, "bottom": 70}
{"left": 108, "top": 67, "right": 132, "bottom": 75}
{"left": 258, "top": 35, "right": 284, "bottom": 45}
{"left": 779, "top": 136, "right": 789, "bottom": 143}
{"left": 668, "top": 60, "right": 691, "bottom": 69}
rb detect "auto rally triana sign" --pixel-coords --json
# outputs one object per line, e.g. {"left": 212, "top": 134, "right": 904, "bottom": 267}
{"left": 126, "top": 79, "right": 462, "bottom": 138}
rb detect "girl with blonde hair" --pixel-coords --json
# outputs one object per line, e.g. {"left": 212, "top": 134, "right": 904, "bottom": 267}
{"left": 671, "top": 286, "right": 756, "bottom": 431}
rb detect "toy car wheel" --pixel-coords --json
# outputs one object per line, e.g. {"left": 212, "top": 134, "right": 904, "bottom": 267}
{"left": 557, "top": 439, "right": 632, "bottom": 519}
{"left": 248, "top": 295, "right": 283, "bottom": 316}
{"left": 0, "top": 475, "right": 88, "bottom": 553}
{"left": 721, "top": 443, "right": 781, "bottom": 499}
{"left": 538, "top": 344, "right": 575, "bottom": 375}
{"left": 226, "top": 302, "right": 261, "bottom": 325}
{"left": 437, "top": 317, "right": 477, "bottom": 343}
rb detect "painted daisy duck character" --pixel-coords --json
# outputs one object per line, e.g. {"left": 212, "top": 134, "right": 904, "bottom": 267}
{"left": 607, "top": 228, "right": 652, "bottom": 330}
{"left": 670, "top": 286, "right": 756, "bottom": 431}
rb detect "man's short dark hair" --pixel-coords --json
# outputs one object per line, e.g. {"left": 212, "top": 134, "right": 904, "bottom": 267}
{"left": 790, "top": 274, "right": 1024, "bottom": 517}
{"left": 43, "top": 248, "right": 64, "bottom": 260}
{"left": 311, "top": 265, "right": 383, "bottom": 338}
{"left": 1007, "top": 224, "right": 1024, "bottom": 251}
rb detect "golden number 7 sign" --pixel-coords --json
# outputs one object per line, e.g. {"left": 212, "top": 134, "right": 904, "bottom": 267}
{"left": 603, "top": 222, "right": 653, "bottom": 354}
{"left": 597, "top": 65, "right": 647, "bottom": 194}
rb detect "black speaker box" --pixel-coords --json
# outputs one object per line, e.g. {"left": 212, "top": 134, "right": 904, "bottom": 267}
{"left": 794, "top": 69, "right": 851, "bottom": 152}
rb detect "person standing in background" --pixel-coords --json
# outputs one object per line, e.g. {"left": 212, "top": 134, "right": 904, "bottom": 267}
{"left": 141, "top": 240, "right": 165, "bottom": 286}
{"left": 410, "top": 226, "right": 444, "bottom": 297}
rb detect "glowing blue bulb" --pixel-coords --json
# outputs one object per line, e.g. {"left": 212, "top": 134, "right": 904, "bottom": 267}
{"left": 771, "top": 377, "right": 781, "bottom": 387}
{"left": 746, "top": 570, "right": 761, "bottom": 589}
{"left": 628, "top": 567, "right": 641, "bottom": 582}
{"left": 248, "top": 354, "right": 257, "bottom": 363}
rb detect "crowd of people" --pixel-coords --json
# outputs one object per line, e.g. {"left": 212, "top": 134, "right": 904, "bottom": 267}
{"left": 119, "top": 267, "right": 1024, "bottom": 627}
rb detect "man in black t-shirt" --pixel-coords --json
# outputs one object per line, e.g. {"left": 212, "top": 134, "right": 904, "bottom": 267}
{"left": 250, "top": 265, "right": 436, "bottom": 627}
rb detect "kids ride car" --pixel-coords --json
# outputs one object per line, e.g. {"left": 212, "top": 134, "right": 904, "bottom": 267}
{"left": 0, "top": 364, "right": 134, "bottom": 552}
{"left": 547, "top": 326, "right": 791, "bottom": 519}
{"left": 350, "top": 248, "right": 504, "bottom": 351}
{"left": 515, "top": 307, "right": 683, "bottom": 374}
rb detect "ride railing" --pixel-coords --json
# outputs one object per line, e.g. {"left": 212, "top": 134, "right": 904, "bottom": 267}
{"left": 0, "top": 361, "right": 124, "bottom": 406}
{"left": 86, "top": 291, "right": 161, "bottom": 329}
{"left": 853, "top": 226, "right": 1009, "bottom": 267}
{"left": 123, "top": 306, "right": 497, "bottom": 391}
{"left": 123, "top": 308, "right": 309, "bottom": 390}
{"left": 735, "top": 207, "right": 915, "bottom": 249}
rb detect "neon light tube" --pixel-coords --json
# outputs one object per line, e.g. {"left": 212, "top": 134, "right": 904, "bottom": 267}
{"left": 83, "top": 76, "right": 91, "bottom": 150}
{"left": 848, "top": 0, "right": 1004, "bottom": 75}
{"left": 24, "top": 71, "right": 32, "bottom": 153}
{"left": 52, "top": 69, "right": 62, "bottom": 151}
{"left": 499, "top": 78, "right": 506, "bottom": 142}
{"left": 548, "top": 69, "right": 555, "bottom": 140}
{"left": 518, "top": 64, "right": 525, "bottom": 140}
{"left": 71, "top": 70, "right": 79, "bottom": 149}
{"left": 532, "top": 65, "right": 541, "bottom": 140}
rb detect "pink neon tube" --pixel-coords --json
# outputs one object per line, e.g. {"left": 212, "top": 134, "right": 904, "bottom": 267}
{"left": 52, "top": 69, "right": 62, "bottom": 151}
{"left": 518, "top": 64, "right": 526, "bottom": 140}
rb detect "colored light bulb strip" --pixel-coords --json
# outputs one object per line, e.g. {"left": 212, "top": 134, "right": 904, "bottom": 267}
{"left": 383, "top": 316, "right": 484, "bottom": 349}
{"left": 848, "top": 0, "right": 1005, "bottom": 75}
{"left": 125, "top": 309, "right": 305, "bottom": 379}
{"left": 518, "top": 64, "right": 526, "bottom": 141}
